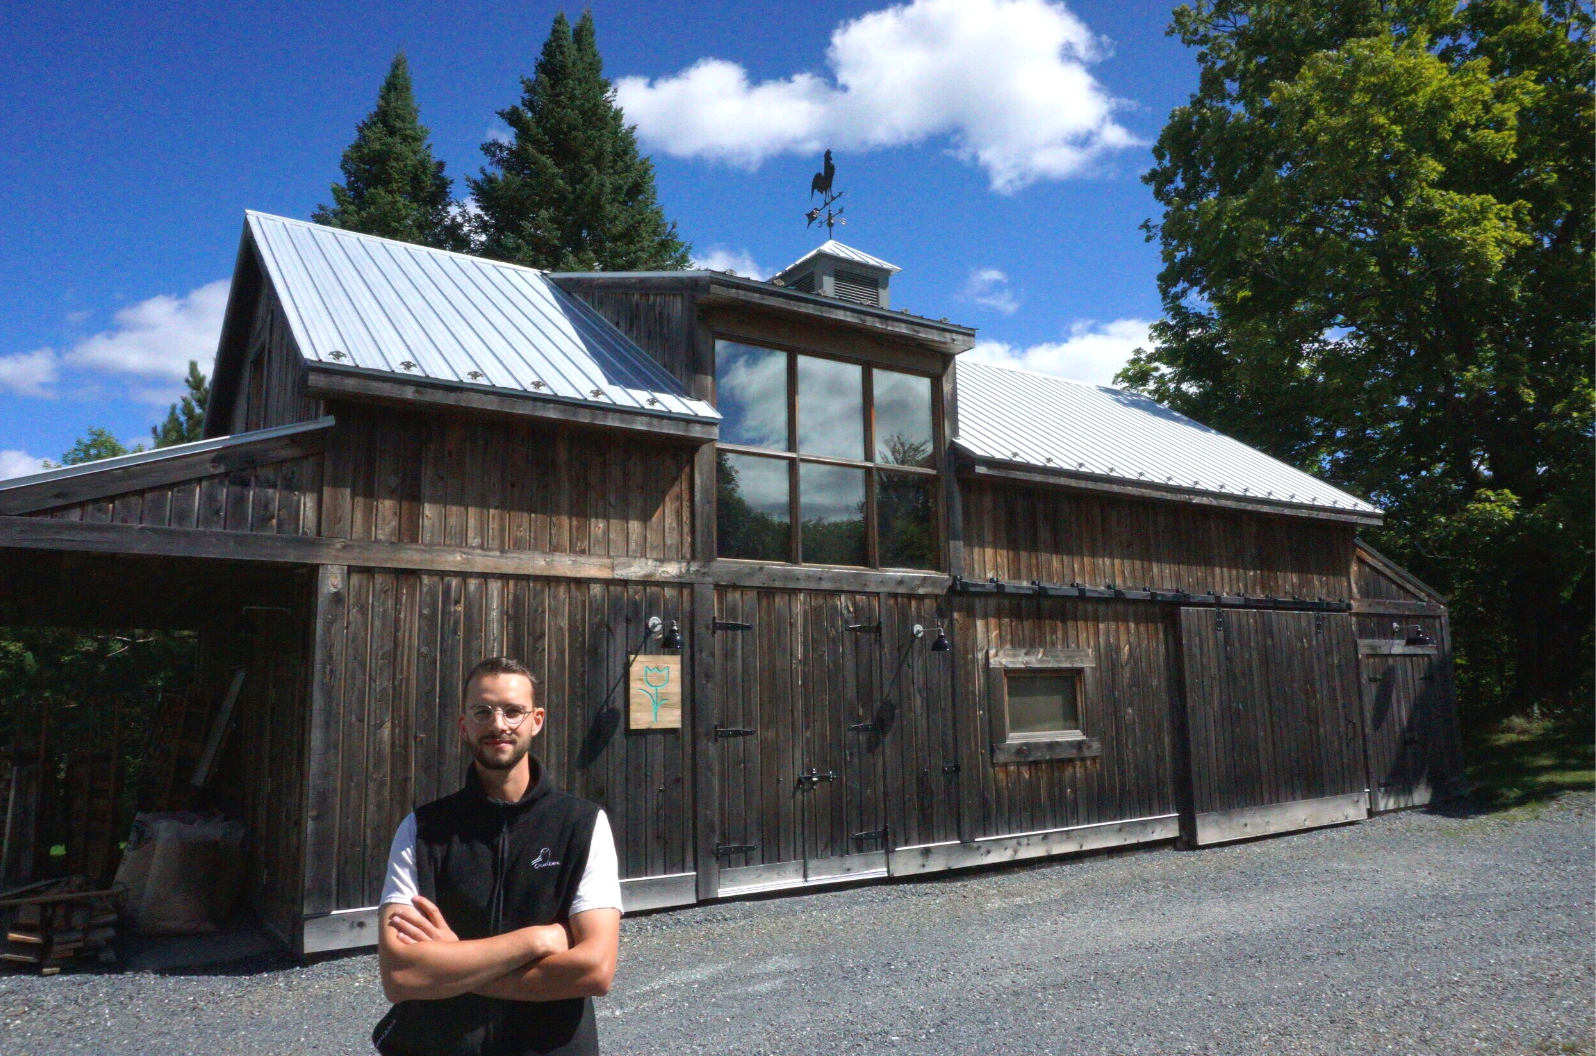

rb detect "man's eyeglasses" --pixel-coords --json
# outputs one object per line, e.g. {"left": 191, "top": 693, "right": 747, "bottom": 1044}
{"left": 465, "top": 704, "right": 536, "bottom": 728}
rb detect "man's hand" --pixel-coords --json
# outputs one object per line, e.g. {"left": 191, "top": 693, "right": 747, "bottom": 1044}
{"left": 377, "top": 900, "right": 571, "bottom": 1003}
{"left": 470, "top": 909, "right": 619, "bottom": 1002}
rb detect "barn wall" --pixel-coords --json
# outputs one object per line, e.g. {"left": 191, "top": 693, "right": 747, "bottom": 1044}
{"left": 315, "top": 406, "right": 695, "bottom": 561}
{"left": 28, "top": 456, "right": 323, "bottom": 535}
{"left": 232, "top": 287, "right": 323, "bottom": 434}
{"left": 950, "top": 596, "right": 1182, "bottom": 841}
{"left": 303, "top": 567, "right": 695, "bottom": 917}
{"left": 566, "top": 289, "right": 699, "bottom": 392}
{"left": 962, "top": 478, "right": 1356, "bottom": 600}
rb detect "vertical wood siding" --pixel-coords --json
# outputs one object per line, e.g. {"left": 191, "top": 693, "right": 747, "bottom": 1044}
{"left": 952, "top": 597, "right": 1181, "bottom": 840}
{"left": 962, "top": 478, "right": 1355, "bottom": 600}
{"left": 316, "top": 407, "right": 694, "bottom": 560}
{"left": 303, "top": 569, "right": 694, "bottom": 914}
{"left": 33, "top": 457, "right": 323, "bottom": 535}
{"left": 1178, "top": 609, "right": 1366, "bottom": 817}
{"left": 232, "top": 287, "right": 324, "bottom": 434}
{"left": 567, "top": 290, "right": 698, "bottom": 392}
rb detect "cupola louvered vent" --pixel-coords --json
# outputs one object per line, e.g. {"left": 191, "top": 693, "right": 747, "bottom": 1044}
{"left": 833, "top": 270, "right": 880, "bottom": 306}
{"left": 770, "top": 240, "right": 900, "bottom": 310}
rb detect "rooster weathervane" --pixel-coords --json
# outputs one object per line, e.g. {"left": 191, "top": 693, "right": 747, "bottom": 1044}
{"left": 804, "top": 149, "right": 845, "bottom": 234}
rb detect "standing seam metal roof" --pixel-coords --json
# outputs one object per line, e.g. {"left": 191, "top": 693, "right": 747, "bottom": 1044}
{"left": 954, "top": 359, "right": 1380, "bottom": 516}
{"left": 245, "top": 212, "right": 718, "bottom": 423}
{"left": 776, "top": 239, "right": 901, "bottom": 276}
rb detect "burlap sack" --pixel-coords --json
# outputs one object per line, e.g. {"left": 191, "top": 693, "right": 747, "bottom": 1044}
{"left": 116, "top": 813, "right": 246, "bottom": 936}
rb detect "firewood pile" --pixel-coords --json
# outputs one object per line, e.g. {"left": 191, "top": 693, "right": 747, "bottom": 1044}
{"left": 1, "top": 877, "right": 124, "bottom": 975}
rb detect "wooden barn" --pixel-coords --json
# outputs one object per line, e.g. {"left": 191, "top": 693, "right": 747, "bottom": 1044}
{"left": 0, "top": 214, "right": 1463, "bottom": 956}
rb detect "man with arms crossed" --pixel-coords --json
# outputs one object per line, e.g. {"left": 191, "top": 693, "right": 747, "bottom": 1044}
{"left": 374, "top": 657, "right": 622, "bottom": 1056}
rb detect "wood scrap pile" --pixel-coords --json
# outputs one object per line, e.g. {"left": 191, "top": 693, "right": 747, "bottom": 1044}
{"left": 1, "top": 877, "right": 124, "bottom": 975}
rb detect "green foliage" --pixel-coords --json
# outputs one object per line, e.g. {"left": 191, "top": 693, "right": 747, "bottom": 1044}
{"left": 313, "top": 52, "right": 467, "bottom": 251}
{"left": 58, "top": 427, "right": 135, "bottom": 466}
{"left": 1463, "top": 708, "right": 1595, "bottom": 812}
{"left": 1125, "top": 0, "right": 1593, "bottom": 718}
{"left": 470, "top": 12, "right": 691, "bottom": 272}
{"left": 151, "top": 361, "right": 210, "bottom": 448}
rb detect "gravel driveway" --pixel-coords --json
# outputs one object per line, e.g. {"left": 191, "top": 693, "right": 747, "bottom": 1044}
{"left": 5, "top": 795, "right": 1592, "bottom": 1056}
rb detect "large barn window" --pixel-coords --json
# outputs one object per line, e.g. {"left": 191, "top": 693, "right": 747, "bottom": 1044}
{"left": 713, "top": 339, "right": 940, "bottom": 570}
{"left": 986, "top": 648, "right": 1103, "bottom": 764}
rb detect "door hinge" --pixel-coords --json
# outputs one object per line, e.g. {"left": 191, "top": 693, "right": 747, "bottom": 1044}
{"left": 847, "top": 721, "right": 883, "bottom": 733}
{"left": 851, "top": 828, "right": 887, "bottom": 844}
{"left": 714, "top": 725, "right": 756, "bottom": 738}
{"left": 714, "top": 843, "right": 757, "bottom": 857}
{"left": 941, "top": 762, "right": 962, "bottom": 774}
{"left": 846, "top": 622, "right": 881, "bottom": 634}
{"left": 714, "top": 619, "right": 753, "bottom": 633}
{"left": 797, "top": 768, "right": 837, "bottom": 787}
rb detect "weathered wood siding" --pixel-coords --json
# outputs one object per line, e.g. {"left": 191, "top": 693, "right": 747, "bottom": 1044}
{"left": 710, "top": 588, "right": 962, "bottom": 878}
{"left": 30, "top": 457, "right": 323, "bottom": 535}
{"left": 316, "top": 407, "right": 694, "bottom": 560}
{"left": 952, "top": 597, "right": 1181, "bottom": 840}
{"left": 1178, "top": 608, "right": 1368, "bottom": 841}
{"left": 566, "top": 290, "right": 699, "bottom": 392}
{"left": 303, "top": 568, "right": 694, "bottom": 916}
{"left": 963, "top": 478, "right": 1355, "bottom": 600}
{"left": 232, "top": 287, "right": 323, "bottom": 434}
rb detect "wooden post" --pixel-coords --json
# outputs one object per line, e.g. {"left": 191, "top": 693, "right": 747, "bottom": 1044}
{"left": 302, "top": 565, "right": 346, "bottom": 937}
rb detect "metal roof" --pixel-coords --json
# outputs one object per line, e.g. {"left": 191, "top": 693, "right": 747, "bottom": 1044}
{"left": 954, "top": 360, "right": 1380, "bottom": 518}
{"left": 776, "top": 240, "right": 901, "bottom": 276}
{"left": 245, "top": 212, "right": 718, "bottom": 423}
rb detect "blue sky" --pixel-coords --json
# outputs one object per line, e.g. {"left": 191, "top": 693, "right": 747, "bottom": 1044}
{"left": 0, "top": 0, "right": 1197, "bottom": 477}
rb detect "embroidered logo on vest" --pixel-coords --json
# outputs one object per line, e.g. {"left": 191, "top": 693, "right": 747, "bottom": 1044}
{"left": 530, "top": 847, "right": 560, "bottom": 869}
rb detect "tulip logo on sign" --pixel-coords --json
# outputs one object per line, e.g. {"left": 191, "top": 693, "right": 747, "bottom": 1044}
{"left": 640, "top": 666, "right": 671, "bottom": 721}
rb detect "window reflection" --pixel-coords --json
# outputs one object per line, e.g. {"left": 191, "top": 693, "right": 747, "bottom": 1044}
{"left": 796, "top": 355, "right": 864, "bottom": 460}
{"left": 799, "top": 462, "right": 867, "bottom": 567}
{"left": 717, "top": 452, "right": 791, "bottom": 561}
{"left": 873, "top": 369, "right": 934, "bottom": 468}
{"left": 877, "top": 471, "right": 937, "bottom": 569}
{"left": 716, "top": 341, "right": 789, "bottom": 450}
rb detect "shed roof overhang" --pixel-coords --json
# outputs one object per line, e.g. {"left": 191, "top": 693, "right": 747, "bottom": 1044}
{"left": 954, "top": 446, "right": 1385, "bottom": 528}
{"left": 550, "top": 271, "right": 976, "bottom": 361}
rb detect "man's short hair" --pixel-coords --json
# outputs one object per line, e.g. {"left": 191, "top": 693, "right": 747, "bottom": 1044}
{"left": 462, "top": 657, "right": 537, "bottom": 702}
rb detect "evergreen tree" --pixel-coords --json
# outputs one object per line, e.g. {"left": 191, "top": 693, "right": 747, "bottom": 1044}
{"left": 313, "top": 52, "right": 466, "bottom": 250}
{"left": 151, "top": 361, "right": 210, "bottom": 448}
{"left": 470, "top": 12, "right": 691, "bottom": 271}
{"left": 59, "top": 428, "right": 133, "bottom": 466}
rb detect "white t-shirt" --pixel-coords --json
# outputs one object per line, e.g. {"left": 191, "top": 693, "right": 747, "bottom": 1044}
{"left": 380, "top": 808, "right": 623, "bottom": 918}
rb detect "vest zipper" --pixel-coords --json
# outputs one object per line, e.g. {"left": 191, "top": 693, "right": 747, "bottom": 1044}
{"left": 487, "top": 807, "right": 509, "bottom": 1052}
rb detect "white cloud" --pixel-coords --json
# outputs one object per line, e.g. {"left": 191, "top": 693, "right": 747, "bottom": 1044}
{"left": 0, "top": 450, "right": 48, "bottom": 480}
{"left": 616, "top": 0, "right": 1137, "bottom": 192}
{"left": 691, "top": 246, "right": 771, "bottom": 279}
{"left": 6, "top": 280, "right": 229, "bottom": 404}
{"left": 0, "top": 349, "right": 60, "bottom": 398}
{"left": 64, "top": 279, "right": 230, "bottom": 382}
{"left": 961, "top": 268, "right": 1019, "bottom": 314}
{"left": 966, "top": 318, "right": 1152, "bottom": 387}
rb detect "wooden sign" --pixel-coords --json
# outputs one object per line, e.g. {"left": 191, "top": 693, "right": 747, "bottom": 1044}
{"left": 628, "top": 655, "right": 682, "bottom": 730}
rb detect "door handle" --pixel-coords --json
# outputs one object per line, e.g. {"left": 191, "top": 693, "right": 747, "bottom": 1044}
{"left": 797, "top": 768, "right": 837, "bottom": 787}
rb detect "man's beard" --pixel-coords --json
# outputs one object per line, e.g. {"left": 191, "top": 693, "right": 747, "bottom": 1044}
{"left": 472, "top": 735, "right": 532, "bottom": 772}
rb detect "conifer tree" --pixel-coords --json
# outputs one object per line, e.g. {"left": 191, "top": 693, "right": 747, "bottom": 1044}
{"left": 471, "top": 12, "right": 690, "bottom": 271}
{"left": 151, "top": 361, "right": 210, "bottom": 448}
{"left": 313, "top": 52, "right": 466, "bottom": 250}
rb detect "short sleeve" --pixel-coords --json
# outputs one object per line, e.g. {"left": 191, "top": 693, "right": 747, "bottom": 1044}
{"left": 379, "top": 813, "right": 419, "bottom": 907}
{"left": 569, "top": 810, "right": 623, "bottom": 917}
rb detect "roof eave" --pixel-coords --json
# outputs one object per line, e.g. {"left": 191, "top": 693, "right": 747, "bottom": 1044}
{"left": 955, "top": 447, "right": 1383, "bottom": 527}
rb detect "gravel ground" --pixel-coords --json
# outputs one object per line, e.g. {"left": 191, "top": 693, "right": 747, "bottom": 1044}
{"left": 5, "top": 795, "right": 1592, "bottom": 1056}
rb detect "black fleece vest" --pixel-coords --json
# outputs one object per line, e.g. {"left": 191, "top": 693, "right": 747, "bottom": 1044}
{"left": 373, "top": 760, "right": 601, "bottom": 1056}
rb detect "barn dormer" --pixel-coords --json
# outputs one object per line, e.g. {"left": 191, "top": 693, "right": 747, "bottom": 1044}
{"left": 772, "top": 240, "right": 900, "bottom": 308}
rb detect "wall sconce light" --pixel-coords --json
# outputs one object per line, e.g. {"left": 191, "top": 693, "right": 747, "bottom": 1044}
{"left": 931, "top": 624, "right": 951, "bottom": 652}
{"left": 1404, "top": 625, "right": 1434, "bottom": 647}
{"left": 647, "top": 616, "right": 683, "bottom": 650}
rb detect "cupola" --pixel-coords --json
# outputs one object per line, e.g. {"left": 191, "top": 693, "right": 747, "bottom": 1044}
{"left": 771, "top": 240, "right": 901, "bottom": 309}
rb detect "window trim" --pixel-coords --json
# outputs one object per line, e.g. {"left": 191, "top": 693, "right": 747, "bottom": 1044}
{"left": 986, "top": 647, "right": 1101, "bottom": 765}
{"left": 712, "top": 335, "right": 943, "bottom": 571}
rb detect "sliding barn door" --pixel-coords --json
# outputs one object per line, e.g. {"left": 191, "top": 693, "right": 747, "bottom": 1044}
{"left": 1178, "top": 608, "right": 1369, "bottom": 845}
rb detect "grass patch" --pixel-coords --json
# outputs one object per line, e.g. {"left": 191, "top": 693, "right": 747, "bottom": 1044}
{"left": 1464, "top": 710, "right": 1595, "bottom": 812}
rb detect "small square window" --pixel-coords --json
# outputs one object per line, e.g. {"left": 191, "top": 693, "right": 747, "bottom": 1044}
{"left": 1005, "top": 672, "right": 1079, "bottom": 736}
{"left": 987, "top": 648, "right": 1102, "bottom": 764}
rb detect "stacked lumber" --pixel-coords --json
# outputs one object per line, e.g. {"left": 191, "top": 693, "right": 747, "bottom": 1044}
{"left": 0, "top": 878, "right": 122, "bottom": 975}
